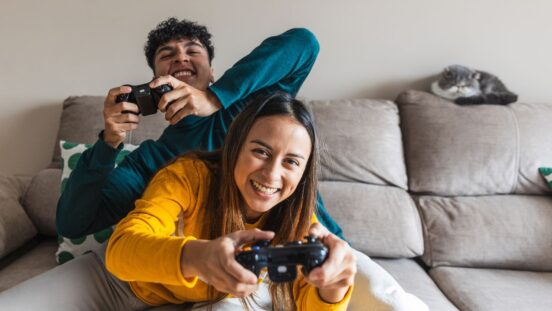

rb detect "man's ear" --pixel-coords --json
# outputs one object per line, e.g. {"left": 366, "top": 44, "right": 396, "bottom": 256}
{"left": 210, "top": 67, "right": 215, "bottom": 83}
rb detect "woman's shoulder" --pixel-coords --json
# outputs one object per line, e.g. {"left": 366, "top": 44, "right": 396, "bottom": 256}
{"left": 163, "top": 156, "right": 212, "bottom": 177}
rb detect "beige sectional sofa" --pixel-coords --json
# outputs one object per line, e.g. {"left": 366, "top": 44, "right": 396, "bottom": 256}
{"left": 0, "top": 90, "right": 551, "bottom": 310}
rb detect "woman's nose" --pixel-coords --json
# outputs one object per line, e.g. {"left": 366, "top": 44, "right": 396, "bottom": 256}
{"left": 262, "top": 161, "right": 281, "bottom": 180}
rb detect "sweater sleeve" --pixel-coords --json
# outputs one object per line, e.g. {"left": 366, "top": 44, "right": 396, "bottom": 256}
{"left": 56, "top": 136, "right": 172, "bottom": 238}
{"left": 105, "top": 159, "right": 204, "bottom": 286}
{"left": 293, "top": 280, "right": 353, "bottom": 311}
{"left": 291, "top": 213, "right": 354, "bottom": 310}
{"left": 209, "top": 27, "right": 319, "bottom": 108}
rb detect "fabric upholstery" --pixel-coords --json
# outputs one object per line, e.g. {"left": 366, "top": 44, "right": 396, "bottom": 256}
{"left": 0, "top": 174, "right": 37, "bottom": 260}
{"left": 320, "top": 181, "right": 423, "bottom": 258}
{"left": 374, "top": 258, "right": 459, "bottom": 311}
{"left": 397, "top": 90, "right": 552, "bottom": 196}
{"left": 21, "top": 169, "right": 61, "bottom": 237}
{"left": 0, "top": 239, "right": 58, "bottom": 292}
{"left": 309, "top": 99, "right": 408, "bottom": 189}
{"left": 430, "top": 266, "right": 552, "bottom": 311}
{"left": 417, "top": 194, "right": 552, "bottom": 270}
{"left": 50, "top": 96, "right": 166, "bottom": 168}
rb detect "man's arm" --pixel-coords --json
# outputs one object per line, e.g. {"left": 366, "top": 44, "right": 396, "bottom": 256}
{"left": 56, "top": 28, "right": 321, "bottom": 238}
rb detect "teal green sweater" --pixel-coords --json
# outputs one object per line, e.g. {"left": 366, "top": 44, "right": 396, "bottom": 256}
{"left": 56, "top": 28, "right": 345, "bottom": 241}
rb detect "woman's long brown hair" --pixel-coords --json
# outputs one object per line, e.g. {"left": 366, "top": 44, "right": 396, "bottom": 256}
{"left": 186, "top": 92, "right": 319, "bottom": 310}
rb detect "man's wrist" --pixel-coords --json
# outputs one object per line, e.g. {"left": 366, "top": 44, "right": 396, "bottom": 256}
{"left": 206, "top": 89, "right": 223, "bottom": 110}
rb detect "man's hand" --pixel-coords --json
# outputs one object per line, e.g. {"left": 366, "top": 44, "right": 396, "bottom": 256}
{"left": 103, "top": 86, "right": 140, "bottom": 148}
{"left": 150, "top": 75, "right": 222, "bottom": 125}
{"left": 180, "top": 229, "right": 274, "bottom": 297}
{"left": 304, "top": 223, "right": 356, "bottom": 303}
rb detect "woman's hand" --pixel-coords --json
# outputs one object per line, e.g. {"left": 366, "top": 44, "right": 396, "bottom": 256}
{"left": 180, "top": 229, "right": 274, "bottom": 297}
{"left": 304, "top": 223, "right": 357, "bottom": 303}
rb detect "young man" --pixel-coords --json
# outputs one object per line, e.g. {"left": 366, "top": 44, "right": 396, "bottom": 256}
{"left": 56, "top": 18, "right": 345, "bottom": 241}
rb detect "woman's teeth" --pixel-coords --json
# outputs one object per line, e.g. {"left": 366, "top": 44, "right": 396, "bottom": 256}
{"left": 251, "top": 180, "right": 279, "bottom": 195}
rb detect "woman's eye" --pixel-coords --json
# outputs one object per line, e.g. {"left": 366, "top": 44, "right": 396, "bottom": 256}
{"left": 253, "top": 149, "right": 269, "bottom": 157}
{"left": 285, "top": 159, "right": 300, "bottom": 167}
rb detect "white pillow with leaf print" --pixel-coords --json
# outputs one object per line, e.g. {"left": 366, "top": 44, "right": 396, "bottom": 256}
{"left": 539, "top": 167, "right": 552, "bottom": 190}
{"left": 56, "top": 140, "right": 138, "bottom": 264}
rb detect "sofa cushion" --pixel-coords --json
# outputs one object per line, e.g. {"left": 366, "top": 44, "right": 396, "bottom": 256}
{"left": 21, "top": 169, "right": 61, "bottom": 237}
{"left": 375, "top": 258, "right": 459, "bottom": 311}
{"left": 0, "top": 238, "right": 57, "bottom": 292}
{"left": 430, "top": 266, "right": 552, "bottom": 311}
{"left": 417, "top": 195, "right": 552, "bottom": 270}
{"left": 397, "top": 90, "right": 552, "bottom": 196}
{"left": 0, "top": 174, "right": 37, "bottom": 260}
{"left": 308, "top": 99, "right": 408, "bottom": 189}
{"left": 50, "top": 96, "right": 166, "bottom": 168}
{"left": 55, "top": 140, "right": 137, "bottom": 264}
{"left": 350, "top": 252, "right": 429, "bottom": 311}
{"left": 319, "top": 181, "right": 423, "bottom": 258}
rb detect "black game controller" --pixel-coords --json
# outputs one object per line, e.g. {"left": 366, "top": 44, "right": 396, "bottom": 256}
{"left": 235, "top": 236, "right": 328, "bottom": 283}
{"left": 115, "top": 83, "right": 173, "bottom": 116}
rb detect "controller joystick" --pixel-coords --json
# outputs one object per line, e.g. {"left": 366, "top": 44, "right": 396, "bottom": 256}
{"left": 236, "top": 236, "right": 328, "bottom": 283}
{"left": 116, "top": 82, "right": 173, "bottom": 116}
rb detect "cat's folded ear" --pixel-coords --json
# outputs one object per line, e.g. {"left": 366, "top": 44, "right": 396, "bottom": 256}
{"left": 473, "top": 72, "right": 481, "bottom": 80}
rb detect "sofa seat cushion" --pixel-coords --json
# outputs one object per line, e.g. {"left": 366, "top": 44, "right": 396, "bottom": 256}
{"left": 309, "top": 99, "right": 408, "bottom": 189}
{"left": 417, "top": 194, "right": 552, "bottom": 270}
{"left": 430, "top": 266, "right": 552, "bottom": 311}
{"left": 0, "top": 238, "right": 57, "bottom": 292}
{"left": 320, "top": 181, "right": 423, "bottom": 257}
{"left": 397, "top": 90, "right": 552, "bottom": 196}
{"left": 374, "top": 258, "right": 459, "bottom": 311}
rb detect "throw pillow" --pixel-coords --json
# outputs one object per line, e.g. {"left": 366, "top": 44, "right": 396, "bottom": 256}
{"left": 539, "top": 167, "right": 552, "bottom": 189}
{"left": 56, "top": 140, "right": 138, "bottom": 264}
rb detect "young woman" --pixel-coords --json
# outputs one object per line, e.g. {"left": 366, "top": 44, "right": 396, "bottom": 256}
{"left": 106, "top": 92, "right": 357, "bottom": 310}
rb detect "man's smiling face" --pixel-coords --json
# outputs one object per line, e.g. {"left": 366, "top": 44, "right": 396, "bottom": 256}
{"left": 153, "top": 37, "right": 214, "bottom": 91}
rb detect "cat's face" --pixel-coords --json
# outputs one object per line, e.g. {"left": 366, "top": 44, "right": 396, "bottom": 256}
{"left": 438, "top": 65, "right": 480, "bottom": 91}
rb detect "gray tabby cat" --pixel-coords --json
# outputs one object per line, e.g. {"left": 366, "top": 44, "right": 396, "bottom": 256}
{"left": 431, "top": 64, "right": 518, "bottom": 105}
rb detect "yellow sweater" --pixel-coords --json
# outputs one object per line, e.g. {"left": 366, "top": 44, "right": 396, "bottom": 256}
{"left": 106, "top": 157, "right": 352, "bottom": 309}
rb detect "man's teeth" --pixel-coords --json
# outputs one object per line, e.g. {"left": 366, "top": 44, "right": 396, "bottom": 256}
{"left": 173, "top": 71, "right": 193, "bottom": 77}
{"left": 251, "top": 180, "right": 279, "bottom": 195}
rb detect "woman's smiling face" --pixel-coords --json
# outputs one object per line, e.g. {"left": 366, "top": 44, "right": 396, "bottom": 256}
{"left": 233, "top": 115, "right": 312, "bottom": 222}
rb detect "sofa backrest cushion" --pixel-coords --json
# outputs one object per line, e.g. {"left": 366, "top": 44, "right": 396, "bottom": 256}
{"left": 320, "top": 181, "right": 423, "bottom": 257}
{"left": 309, "top": 99, "right": 422, "bottom": 257}
{"left": 308, "top": 99, "right": 408, "bottom": 189}
{"left": 417, "top": 194, "right": 552, "bottom": 271}
{"left": 397, "top": 90, "right": 552, "bottom": 196}
{"left": 50, "top": 96, "right": 167, "bottom": 168}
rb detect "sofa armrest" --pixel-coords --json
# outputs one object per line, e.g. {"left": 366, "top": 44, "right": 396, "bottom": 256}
{"left": 0, "top": 173, "right": 38, "bottom": 260}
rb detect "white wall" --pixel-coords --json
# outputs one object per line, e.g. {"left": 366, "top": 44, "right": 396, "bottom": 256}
{"left": 1, "top": 0, "right": 550, "bottom": 175}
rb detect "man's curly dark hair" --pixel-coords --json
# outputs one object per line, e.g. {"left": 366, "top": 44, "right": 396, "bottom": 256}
{"left": 144, "top": 17, "right": 215, "bottom": 71}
